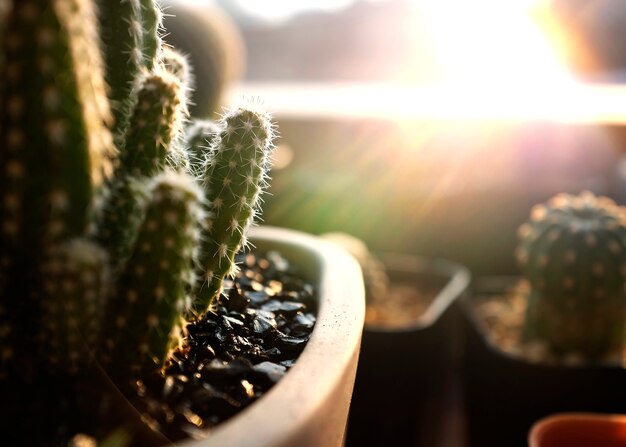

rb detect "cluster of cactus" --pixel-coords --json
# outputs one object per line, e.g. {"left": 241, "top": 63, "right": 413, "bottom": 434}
{"left": 0, "top": 0, "right": 274, "bottom": 395}
{"left": 516, "top": 191, "right": 626, "bottom": 358}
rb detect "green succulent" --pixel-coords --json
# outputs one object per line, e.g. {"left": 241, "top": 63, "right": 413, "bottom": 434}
{"left": 517, "top": 191, "right": 626, "bottom": 358}
{"left": 0, "top": 0, "right": 274, "bottom": 427}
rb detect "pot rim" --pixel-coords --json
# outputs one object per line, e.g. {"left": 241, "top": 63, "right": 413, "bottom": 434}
{"left": 177, "top": 226, "right": 365, "bottom": 447}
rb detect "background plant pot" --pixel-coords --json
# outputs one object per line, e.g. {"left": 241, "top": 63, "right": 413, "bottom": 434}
{"left": 178, "top": 226, "right": 365, "bottom": 447}
{"left": 461, "top": 277, "right": 626, "bottom": 447}
{"left": 528, "top": 413, "right": 626, "bottom": 447}
{"left": 345, "top": 254, "right": 470, "bottom": 447}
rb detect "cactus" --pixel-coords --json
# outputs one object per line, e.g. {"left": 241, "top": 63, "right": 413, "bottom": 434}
{"left": 95, "top": 69, "right": 187, "bottom": 270}
{"left": 516, "top": 191, "right": 626, "bottom": 357}
{"left": 0, "top": 0, "right": 114, "bottom": 376}
{"left": 193, "top": 106, "right": 275, "bottom": 314}
{"left": 97, "top": 0, "right": 164, "bottom": 142}
{"left": 0, "top": 0, "right": 277, "bottom": 442}
{"left": 103, "top": 171, "right": 203, "bottom": 380}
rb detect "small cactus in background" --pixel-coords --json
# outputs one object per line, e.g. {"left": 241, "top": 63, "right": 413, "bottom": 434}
{"left": 0, "top": 0, "right": 275, "bottom": 442}
{"left": 516, "top": 191, "right": 626, "bottom": 357}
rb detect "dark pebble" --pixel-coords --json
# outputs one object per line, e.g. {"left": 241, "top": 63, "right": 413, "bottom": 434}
{"left": 246, "top": 290, "right": 270, "bottom": 305}
{"left": 261, "top": 300, "right": 305, "bottom": 315}
{"left": 275, "top": 335, "right": 309, "bottom": 353}
{"left": 290, "top": 312, "right": 316, "bottom": 336}
{"left": 199, "top": 358, "right": 252, "bottom": 381}
{"left": 252, "top": 313, "right": 277, "bottom": 335}
{"left": 222, "top": 286, "right": 250, "bottom": 312}
{"left": 252, "top": 361, "right": 287, "bottom": 384}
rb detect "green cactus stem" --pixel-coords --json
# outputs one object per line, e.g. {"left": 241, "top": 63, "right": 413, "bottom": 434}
{"left": 121, "top": 69, "right": 186, "bottom": 177}
{"left": 103, "top": 171, "right": 203, "bottom": 379}
{"left": 40, "top": 239, "right": 108, "bottom": 374}
{"left": 97, "top": 0, "right": 144, "bottom": 140}
{"left": 184, "top": 119, "right": 220, "bottom": 176}
{"left": 1, "top": 0, "right": 113, "bottom": 252}
{"left": 193, "top": 105, "right": 274, "bottom": 314}
{"left": 139, "top": 0, "right": 162, "bottom": 71}
{"left": 95, "top": 69, "right": 186, "bottom": 269}
{"left": 517, "top": 191, "right": 626, "bottom": 358}
{"left": 0, "top": 0, "right": 113, "bottom": 376}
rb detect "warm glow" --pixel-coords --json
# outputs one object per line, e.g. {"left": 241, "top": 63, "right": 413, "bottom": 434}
{"left": 232, "top": 0, "right": 355, "bottom": 22}
{"left": 416, "top": 0, "right": 569, "bottom": 85}
{"left": 404, "top": 0, "right": 581, "bottom": 120}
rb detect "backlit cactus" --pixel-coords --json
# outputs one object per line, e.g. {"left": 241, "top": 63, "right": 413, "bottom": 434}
{"left": 97, "top": 0, "right": 163, "bottom": 140}
{"left": 95, "top": 69, "right": 187, "bottom": 270}
{"left": 516, "top": 191, "right": 626, "bottom": 357}
{"left": 0, "top": 0, "right": 277, "bottom": 442}
{"left": 0, "top": 0, "right": 114, "bottom": 376}
{"left": 184, "top": 119, "right": 220, "bottom": 176}
{"left": 103, "top": 172, "right": 203, "bottom": 379}
{"left": 194, "top": 106, "right": 275, "bottom": 314}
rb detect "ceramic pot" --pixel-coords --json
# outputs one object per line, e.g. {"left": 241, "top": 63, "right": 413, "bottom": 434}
{"left": 180, "top": 226, "right": 366, "bottom": 447}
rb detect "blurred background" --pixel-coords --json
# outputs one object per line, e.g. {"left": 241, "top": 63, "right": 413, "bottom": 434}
{"left": 163, "top": 0, "right": 626, "bottom": 276}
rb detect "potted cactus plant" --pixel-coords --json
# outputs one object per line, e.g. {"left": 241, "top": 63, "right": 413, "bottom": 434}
{"left": 0, "top": 1, "right": 364, "bottom": 446}
{"left": 462, "top": 191, "right": 626, "bottom": 447}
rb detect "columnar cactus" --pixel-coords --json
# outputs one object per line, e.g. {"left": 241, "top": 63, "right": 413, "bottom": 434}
{"left": 516, "top": 191, "right": 626, "bottom": 357}
{"left": 0, "top": 0, "right": 277, "bottom": 442}
{"left": 103, "top": 171, "right": 203, "bottom": 379}
{"left": 97, "top": 0, "right": 162, "bottom": 140}
{"left": 40, "top": 239, "right": 109, "bottom": 374}
{"left": 193, "top": 106, "right": 275, "bottom": 314}
{"left": 0, "top": 0, "right": 114, "bottom": 375}
{"left": 95, "top": 69, "right": 186, "bottom": 270}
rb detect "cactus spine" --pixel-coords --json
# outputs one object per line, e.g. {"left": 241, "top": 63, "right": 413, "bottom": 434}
{"left": 193, "top": 107, "right": 274, "bottom": 313}
{"left": 517, "top": 191, "right": 626, "bottom": 357}
{"left": 184, "top": 119, "right": 220, "bottom": 176}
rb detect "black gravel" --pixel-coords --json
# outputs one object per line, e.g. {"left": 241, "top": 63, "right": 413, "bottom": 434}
{"left": 132, "top": 250, "right": 317, "bottom": 443}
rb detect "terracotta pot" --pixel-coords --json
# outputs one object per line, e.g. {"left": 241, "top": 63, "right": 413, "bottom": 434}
{"left": 346, "top": 254, "right": 470, "bottom": 447}
{"left": 529, "top": 413, "right": 626, "bottom": 447}
{"left": 179, "top": 226, "right": 366, "bottom": 447}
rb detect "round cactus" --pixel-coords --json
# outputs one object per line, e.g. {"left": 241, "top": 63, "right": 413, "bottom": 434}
{"left": 516, "top": 191, "right": 626, "bottom": 358}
